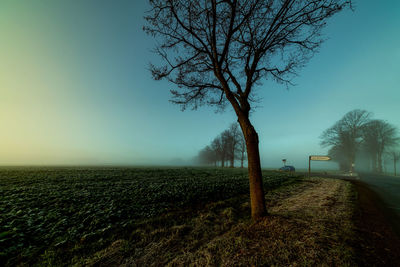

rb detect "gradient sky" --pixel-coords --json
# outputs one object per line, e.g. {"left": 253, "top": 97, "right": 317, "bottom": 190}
{"left": 0, "top": 0, "right": 399, "bottom": 168}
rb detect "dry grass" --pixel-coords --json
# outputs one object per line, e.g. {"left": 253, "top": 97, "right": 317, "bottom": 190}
{"left": 82, "top": 178, "right": 356, "bottom": 266}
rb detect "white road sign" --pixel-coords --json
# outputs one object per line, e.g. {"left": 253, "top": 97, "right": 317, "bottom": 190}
{"left": 309, "top": 155, "right": 331, "bottom": 161}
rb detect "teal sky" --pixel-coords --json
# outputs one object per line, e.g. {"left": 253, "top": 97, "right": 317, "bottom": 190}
{"left": 0, "top": 0, "right": 399, "bottom": 168}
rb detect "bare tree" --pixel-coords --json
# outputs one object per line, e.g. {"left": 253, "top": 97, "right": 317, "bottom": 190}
{"left": 362, "top": 120, "right": 380, "bottom": 172}
{"left": 145, "top": 0, "right": 351, "bottom": 219}
{"left": 198, "top": 145, "right": 217, "bottom": 166}
{"left": 200, "top": 122, "right": 244, "bottom": 167}
{"left": 220, "top": 130, "right": 232, "bottom": 167}
{"left": 387, "top": 150, "right": 400, "bottom": 176}
{"left": 211, "top": 136, "right": 224, "bottom": 167}
{"left": 321, "top": 109, "right": 370, "bottom": 172}
{"left": 327, "top": 139, "right": 351, "bottom": 171}
{"left": 227, "top": 123, "right": 242, "bottom": 167}
{"left": 363, "top": 120, "right": 399, "bottom": 173}
{"left": 238, "top": 133, "right": 247, "bottom": 168}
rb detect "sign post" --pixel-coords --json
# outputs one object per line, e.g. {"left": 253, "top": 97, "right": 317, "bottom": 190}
{"left": 308, "top": 155, "right": 331, "bottom": 177}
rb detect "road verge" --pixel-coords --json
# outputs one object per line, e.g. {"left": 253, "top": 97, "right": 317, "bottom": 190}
{"left": 350, "top": 180, "right": 400, "bottom": 265}
{"left": 85, "top": 178, "right": 358, "bottom": 266}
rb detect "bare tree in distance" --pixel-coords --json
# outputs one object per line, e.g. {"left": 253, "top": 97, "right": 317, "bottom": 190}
{"left": 210, "top": 133, "right": 232, "bottom": 168}
{"left": 199, "top": 122, "right": 245, "bottom": 167}
{"left": 362, "top": 122, "right": 379, "bottom": 172}
{"left": 238, "top": 133, "right": 246, "bottom": 168}
{"left": 326, "top": 134, "right": 352, "bottom": 171}
{"left": 197, "top": 145, "right": 217, "bottom": 166}
{"left": 211, "top": 136, "right": 224, "bottom": 167}
{"left": 387, "top": 150, "right": 400, "bottom": 176}
{"left": 321, "top": 109, "right": 370, "bottom": 172}
{"left": 227, "top": 123, "right": 242, "bottom": 168}
{"left": 145, "top": 0, "right": 352, "bottom": 219}
{"left": 363, "top": 120, "right": 399, "bottom": 173}
{"left": 221, "top": 129, "right": 232, "bottom": 167}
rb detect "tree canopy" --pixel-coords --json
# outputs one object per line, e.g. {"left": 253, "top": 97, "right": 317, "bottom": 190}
{"left": 144, "top": 0, "right": 351, "bottom": 112}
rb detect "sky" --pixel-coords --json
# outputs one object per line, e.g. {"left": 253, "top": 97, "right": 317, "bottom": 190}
{"left": 0, "top": 0, "right": 399, "bottom": 168}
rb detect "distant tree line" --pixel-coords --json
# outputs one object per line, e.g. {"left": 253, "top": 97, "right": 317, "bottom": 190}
{"left": 197, "top": 123, "right": 246, "bottom": 168}
{"left": 320, "top": 109, "right": 399, "bottom": 173}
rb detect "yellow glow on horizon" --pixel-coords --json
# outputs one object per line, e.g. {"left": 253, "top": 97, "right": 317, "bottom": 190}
{"left": 0, "top": 4, "right": 94, "bottom": 164}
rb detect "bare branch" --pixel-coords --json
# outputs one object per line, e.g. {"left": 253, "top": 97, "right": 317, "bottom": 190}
{"left": 145, "top": 0, "right": 351, "bottom": 113}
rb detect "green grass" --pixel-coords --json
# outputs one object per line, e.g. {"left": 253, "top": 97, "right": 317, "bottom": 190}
{"left": 0, "top": 167, "right": 300, "bottom": 266}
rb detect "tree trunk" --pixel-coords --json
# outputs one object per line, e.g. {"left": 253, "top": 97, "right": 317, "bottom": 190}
{"left": 377, "top": 151, "right": 383, "bottom": 173}
{"left": 350, "top": 152, "right": 355, "bottom": 173}
{"left": 369, "top": 157, "right": 372, "bottom": 172}
{"left": 239, "top": 118, "right": 267, "bottom": 220}
{"left": 229, "top": 142, "right": 234, "bottom": 168}
{"left": 241, "top": 152, "right": 244, "bottom": 168}
{"left": 371, "top": 153, "right": 377, "bottom": 172}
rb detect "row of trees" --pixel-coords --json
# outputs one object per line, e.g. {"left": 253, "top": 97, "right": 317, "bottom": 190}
{"left": 197, "top": 123, "right": 246, "bottom": 168}
{"left": 320, "top": 109, "right": 399, "bottom": 173}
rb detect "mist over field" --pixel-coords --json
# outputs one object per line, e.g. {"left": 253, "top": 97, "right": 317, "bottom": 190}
{"left": 0, "top": 0, "right": 399, "bottom": 172}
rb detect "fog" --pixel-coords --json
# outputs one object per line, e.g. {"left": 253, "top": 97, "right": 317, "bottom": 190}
{"left": 0, "top": 1, "right": 399, "bottom": 171}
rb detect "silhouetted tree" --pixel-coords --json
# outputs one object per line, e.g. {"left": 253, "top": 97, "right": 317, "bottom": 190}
{"left": 327, "top": 141, "right": 351, "bottom": 171}
{"left": 321, "top": 109, "right": 370, "bottom": 171}
{"left": 145, "top": 0, "right": 351, "bottom": 219}
{"left": 199, "top": 122, "right": 244, "bottom": 167}
{"left": 198, "top": 145, "right": 217, "bottom": 166}
{"left": 220, "top": 130, "right": 232, "bottom": 167}
{"left": 238, "top": 133, "right": 246, "bottom": 168}
{"left": 362, "top": 120, "right": 398, "bottom": 173}
{"left": 211, "top": 136, "right": 224, "bottom": 167}
{"left": 227, "top": 123, "right": 241, "bottom": 167}
{"left": 387, "top": 150, "right": 400, "bottom": 176}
